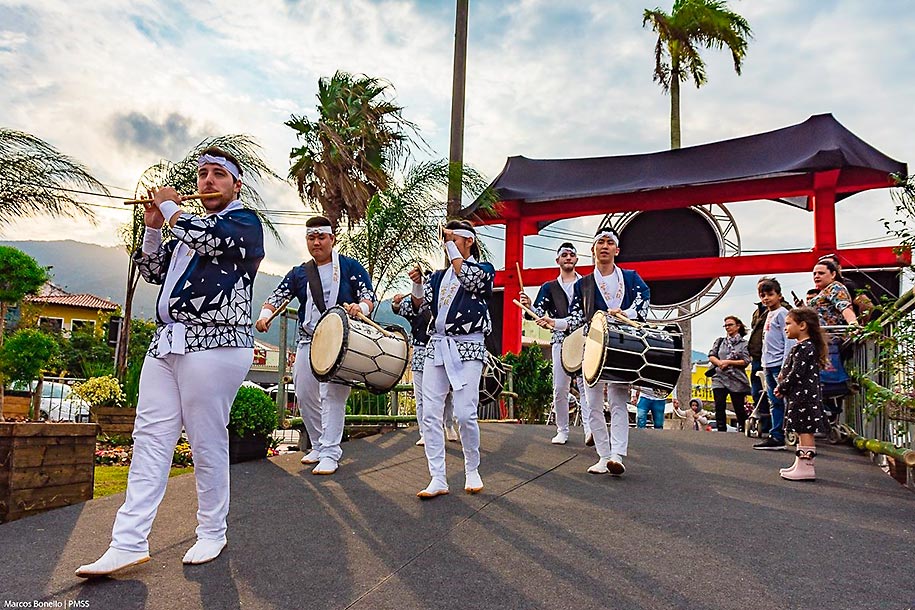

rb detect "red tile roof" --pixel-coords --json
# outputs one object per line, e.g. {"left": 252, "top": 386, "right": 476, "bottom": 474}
{"left": 26, "top": 292, "right": 119, "bottom": 311}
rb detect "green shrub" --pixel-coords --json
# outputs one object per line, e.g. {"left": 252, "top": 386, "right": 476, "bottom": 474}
{"left": 228, "top": 385, "right": 277, "bottom": 438}
{"left": 502, "top": 346, "right": 553, "bottom": 424}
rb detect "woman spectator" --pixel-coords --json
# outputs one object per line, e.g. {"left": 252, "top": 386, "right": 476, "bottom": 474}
{"left": 808, "top": 259, "right": 856, "bottom": 326}
{"left": 708, "top": 316, "right": 752, "bottom": 432}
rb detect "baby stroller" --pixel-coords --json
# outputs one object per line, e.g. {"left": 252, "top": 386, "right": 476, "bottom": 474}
{"left": 745, "top": 370, "right": 772, "bottom": 439}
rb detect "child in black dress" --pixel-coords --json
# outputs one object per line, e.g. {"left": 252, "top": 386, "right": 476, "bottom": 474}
{"left": 774, "top": 307, "right": 828, "bottom": 481}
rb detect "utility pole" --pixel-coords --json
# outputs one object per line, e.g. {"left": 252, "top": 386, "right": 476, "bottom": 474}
{"left": 446, "top": 0, "right": 469, "bottom": 219}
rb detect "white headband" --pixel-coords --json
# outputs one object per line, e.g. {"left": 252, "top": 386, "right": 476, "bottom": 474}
{"left": 593, "top": 230, "right": 620, "bottom": 246}
{"left": 557, "top": 246, "right": 576, "bottom": 256}
{"left": 306, "top": 226, "right": 334, "bottom": 236}
{"left": 198, "top": 154, "right": 240, "bottom": 180}
{"left": 451, "top": 229, "right": 475, "bottom": 240}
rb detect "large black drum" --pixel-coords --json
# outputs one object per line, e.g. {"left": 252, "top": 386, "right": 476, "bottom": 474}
{"left": 581, "top": 310, "right": 683, "bottom": 393}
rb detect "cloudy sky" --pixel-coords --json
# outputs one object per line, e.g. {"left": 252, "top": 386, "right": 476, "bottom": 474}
{"left": 1, "top": 0, "right": 913, "bottom": 348}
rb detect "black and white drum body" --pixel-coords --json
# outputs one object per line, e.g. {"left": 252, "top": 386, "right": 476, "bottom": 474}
{"left": 310, "top": 306, "right": 410, "bottom": 394}
{"left": 560, "top": 327, "right": 586, "bottom": 375}
{"left": 581, "top": 310, "right": 683, "bottom": 393}
{"left": 479, "top": 352, "right": 505, "bottom": 406}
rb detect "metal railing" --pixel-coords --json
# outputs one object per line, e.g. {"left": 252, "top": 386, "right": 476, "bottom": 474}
{"left": 841, "top": 294, "right": 915, "bottom": 489}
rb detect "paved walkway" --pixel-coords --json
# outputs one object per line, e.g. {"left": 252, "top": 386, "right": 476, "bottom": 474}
{"left": 1, "top": 424, "right": 913, "bottom": 610}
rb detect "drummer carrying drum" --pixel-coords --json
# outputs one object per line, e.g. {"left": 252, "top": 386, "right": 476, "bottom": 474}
{"left": 538, "top": 226, "right": 650, "bottom": 476}
{"left": 407, "top": 220, "right": 494, "bottom": 498}
{"left": 518, "top": 242, "right": 592, "bottom": 446}
{"left": 256, "top": 216, "right": 375, "bottom": 476}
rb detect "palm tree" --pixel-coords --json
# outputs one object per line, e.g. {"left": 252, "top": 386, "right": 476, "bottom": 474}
{"left": 643, "top": 0, "right": 751, "bottom": 405}
{"left": 336, "top": 159, "right": 496, "bottom": 301}
{"left": 0, "top": 128, "right": 108, "bottom": 228}
{"left": 116, "top": 135, "right": 281, "bottom": 378}
{"left": 643, "top": 0, "right": 751, "bottom": 149}
{"left": 286, "top": 71, "right": 419, "bottom": 230}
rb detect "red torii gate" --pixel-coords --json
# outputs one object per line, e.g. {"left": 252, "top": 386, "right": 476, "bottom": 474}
{"left": 469, "top": 114, "right": 910, "bottom": 355}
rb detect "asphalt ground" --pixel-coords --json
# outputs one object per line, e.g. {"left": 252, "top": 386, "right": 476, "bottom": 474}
{"left": 1, "top": 424, "right": 913, "bottom": 610}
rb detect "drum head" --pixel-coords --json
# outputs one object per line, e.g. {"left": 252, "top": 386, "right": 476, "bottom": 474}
{"left": 582, "top": 310, "right": 609, "bottom": 386}
{"left": 311, "top": 308, "right": 346, "bottom": 376}
{"left": 561, "top": 327, "right": 585, "bottom": 375}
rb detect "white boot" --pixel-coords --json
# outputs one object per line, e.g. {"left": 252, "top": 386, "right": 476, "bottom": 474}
{"left": 779, "top": 455, "right": 800, "bottom": 476}
{"left": 417, "top": 478, "right": 449, "bottom": 499}
{"left": 551, "top": 431, "right": 569, "bottom": 445}
{"left": 182, "top": 537, "right": 227, "bottom": 565}
{"left": 415, "top": 435, "right": 425, "bottom": 446}
{"left": 300, "top": 449, "right": 320, "bottom": 464}
{"left": 781, "top": 446, "right": 816, "bottom": 481}
{"left": 588, "top": 457, "right": 610, "bottom": 474}
{"left": 75, "top": 547, "right": 150, "bottom": 578}
{"left": 312, "top": 457, "right": 338, "bottom": 475}
{"left": 607, "top": 454, "right": 626, "bottom": 476}
{"left": 445, "top": 423, "right": 459, "bottom": 442}
{"left": 464, "top": 469, "right": 484, "bottom": 494}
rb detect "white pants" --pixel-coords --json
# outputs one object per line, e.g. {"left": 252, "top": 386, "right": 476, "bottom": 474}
{"left": 551, "top": 343, "right": 590, "bottom": 435}
{"left": 111, "top": 348, "right": 252, "bottom": 553}
{"left": 294, "top": 343, "right": 352, "bottom": 462}
{"left": 584, "top": 382, "right": 631, "bottom": 458}
{"left": 414, "top": 369, "right": 454, "bottom": 437}
{"left": 421, "top": 359, "right": 483, "bottom": 481}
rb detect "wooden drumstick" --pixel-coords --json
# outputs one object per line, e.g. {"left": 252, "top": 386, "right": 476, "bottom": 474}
{"left": 263, "top": 298, "right": 293, "bottom": 327}
{"left": 512, "top": 299, "right": 541, "bottom": 320}
{"left": 352, "top": 307, "right": 398, "bottom": 339}
{"left": 515, "top": 262, "right": 525, "bottom": 292}
{"left": 611, "top": 311, "right": 643, "bottom": 328}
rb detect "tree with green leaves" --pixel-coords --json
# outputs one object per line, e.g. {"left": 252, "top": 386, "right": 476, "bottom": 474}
{"left": 502, "top": 346, "right": 553, "bottom": 424}
{"left": 0, "top": 328, "right": 58, "bottom": 419}
{"left": 0, "top": 128, "right": 109, "bottom": 229}
{"left": 116, "top": 135, "right": 281, "bottom": 378}
{"left": 643, "top": 0, "right": 751, "bottom": 405}
{"left": 336, "top": 159, "right": 496, "bottom": 300}
{"left": 643, "top": 0, "right": 751, "bottom": 149}
{"left": 0, "top": 246, "right": 49, "bottom": 347}
{"left": 286, "top": 71, "right": 418, "bottom": 230}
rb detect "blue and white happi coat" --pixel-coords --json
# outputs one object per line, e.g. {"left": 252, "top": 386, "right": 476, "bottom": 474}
{"left": 566, "top": 267, "right": 650, "bottom": 333}
{"left": 531, "top": 274, "right": 580, "bottom": 345}
{"left": 135, "top": 200, "right": 265, "bottom": 358}
{"left": 265, "top": 251, "right": 375, "bottom": 346}
{"left": 417, "top": 258, "right": 494, "bottom": 368}
{"left": 395, "top": 296, "right": 432, "bottom": 371}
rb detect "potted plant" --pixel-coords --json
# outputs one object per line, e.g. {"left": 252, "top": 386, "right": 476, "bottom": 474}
{"left": 72, "top": 375, "right": 136, "bottom": 437}
{"left": 501, "top": 346, "right": 553, "bottom": 424}
{"left": 0, "top": 328, "right": 98, "bottom": 522}
{"left": 227, "top": 385, "right": 277, "bottom": 464}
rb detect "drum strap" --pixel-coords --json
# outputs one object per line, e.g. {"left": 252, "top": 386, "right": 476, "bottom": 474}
{"left": 548, "top": 280, "right": 570, "bottom": 318}
{"left": 304, "top": 260, "right": 328, "bottom": 313}
{"left": 581, "top": 274, "right": 597, "bottom": 322}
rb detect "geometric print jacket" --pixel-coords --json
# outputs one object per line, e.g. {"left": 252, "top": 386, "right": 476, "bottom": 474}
{"left": 265, "top": 254, "right": 375, "bottom": 346}
{"left": 566, "top": 267, "right": 651, "bottom": 333}
{"left": 134, "top": 208, "right": 265, "bottom": 358}
{"left": 417, "top": 259, "right": 495, "bottom": 363}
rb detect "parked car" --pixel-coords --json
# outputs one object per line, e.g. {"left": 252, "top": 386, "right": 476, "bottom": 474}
{"left": 7, "top": 380, "right": 91, "bottom": 422}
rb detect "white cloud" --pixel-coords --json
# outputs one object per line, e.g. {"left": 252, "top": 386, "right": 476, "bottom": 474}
{"left": 1, "top": 0, "right": 913, "bottom": 349}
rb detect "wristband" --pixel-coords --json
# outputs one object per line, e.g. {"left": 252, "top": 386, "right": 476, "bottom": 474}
{"left": 411, "top": 282, "right": 424, "bottom": 299}
{"left": 358, "top": 302, "right": 370, "bottom": 316}
{"left": 258, "top": 308, "right": 273, "bottom": 321}
{"left": 445, "top": 240, "right": 462, "bottom": 262}
{"left": 158, "top": 199, "right": 181, "bottom": 224}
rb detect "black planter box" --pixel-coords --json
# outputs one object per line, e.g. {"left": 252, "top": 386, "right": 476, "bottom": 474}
{"left": 228, "top": 434, "right": 268, "bottom": 464}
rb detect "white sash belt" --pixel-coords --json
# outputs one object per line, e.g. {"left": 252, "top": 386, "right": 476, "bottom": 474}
{"left": 157, "top": 322, "right": 187, "bottom": 355}
{"left": 429, "top": 332, "right": 484, "bottom": 391}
